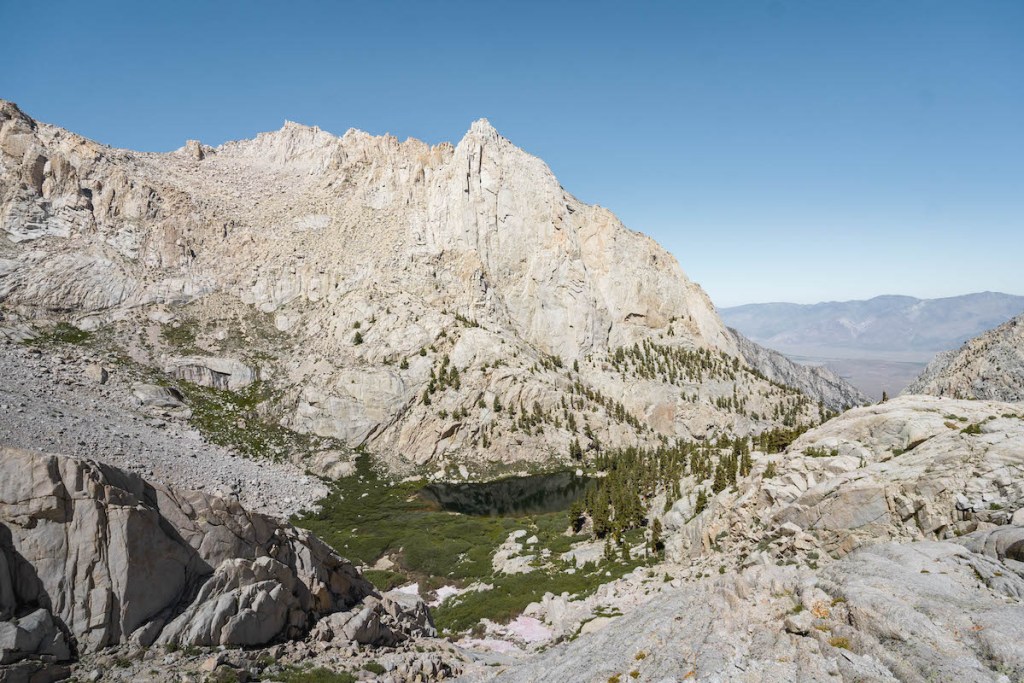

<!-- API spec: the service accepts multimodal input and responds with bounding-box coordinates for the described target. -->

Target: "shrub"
[363,661,386,675]
[829,636,851,650]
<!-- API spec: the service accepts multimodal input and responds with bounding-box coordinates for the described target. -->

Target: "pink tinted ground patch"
[505,616,552,643]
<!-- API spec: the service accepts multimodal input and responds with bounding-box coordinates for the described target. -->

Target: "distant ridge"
[719,292,1024,399]
[720,292,1024,357]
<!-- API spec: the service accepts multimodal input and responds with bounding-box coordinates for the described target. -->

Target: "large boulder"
[164,356,258,391]
[0,608,70,665]
[308,590,436,647]
[0,446,414,658]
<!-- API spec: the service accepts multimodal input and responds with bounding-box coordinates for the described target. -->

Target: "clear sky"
[2,1,1022,307]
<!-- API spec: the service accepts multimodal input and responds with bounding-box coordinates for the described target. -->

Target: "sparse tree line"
[569,421,817,554]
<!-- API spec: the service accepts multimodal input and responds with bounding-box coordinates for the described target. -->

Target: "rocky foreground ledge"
[0,446,451,682]
[455,396,1024,682]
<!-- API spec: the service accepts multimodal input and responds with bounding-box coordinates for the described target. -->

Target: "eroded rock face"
[905,313,1024,401]
[164,356,257,391]
[0,446,426,659]
[0,99,864,471]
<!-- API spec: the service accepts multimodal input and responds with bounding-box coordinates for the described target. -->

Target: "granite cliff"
[0,100,864,474]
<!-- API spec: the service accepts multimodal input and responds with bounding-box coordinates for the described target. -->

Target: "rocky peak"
[465,117,501,140]
[0,99,35,129]
[0,101,866,469]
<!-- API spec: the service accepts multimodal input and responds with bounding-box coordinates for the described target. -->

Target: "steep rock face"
[904,313,1024,401]
[0,446,429,658]
[0,100,862,470]
[730,328,869,411]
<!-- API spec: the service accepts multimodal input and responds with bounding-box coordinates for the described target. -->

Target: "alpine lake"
[293,458,656,635]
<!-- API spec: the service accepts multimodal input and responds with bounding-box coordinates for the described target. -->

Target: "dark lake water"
[418,471,595,516]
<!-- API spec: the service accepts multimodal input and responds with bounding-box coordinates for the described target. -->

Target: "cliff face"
[904,314,1024,402]
[0,101,861,470]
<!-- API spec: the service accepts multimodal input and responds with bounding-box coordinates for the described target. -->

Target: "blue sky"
[2,0,1022,306]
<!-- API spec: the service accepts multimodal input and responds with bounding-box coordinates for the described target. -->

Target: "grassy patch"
[160,318,200,351]
[829,636,851,650]
[176,381,336,461]
[362,661,386,675]
[296,457,521,579]
[294,455,654,635]
[30,322,94,346]
[361,569,410,592]
[267,666,356,683]
[434,557,644,633]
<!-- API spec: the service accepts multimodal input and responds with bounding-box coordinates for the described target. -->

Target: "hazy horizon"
[4,1,1021,307]
[718,289,1024,309]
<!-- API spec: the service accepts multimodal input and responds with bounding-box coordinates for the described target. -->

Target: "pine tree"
[712,462,728,493]
[695,488,708,514]
[650,517,663,555]
[569,438,583,461]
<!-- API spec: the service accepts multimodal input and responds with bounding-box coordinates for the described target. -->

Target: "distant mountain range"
[720,292,1024,399]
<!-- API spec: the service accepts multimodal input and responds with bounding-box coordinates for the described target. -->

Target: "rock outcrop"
[465,538,1024,682]
[462,395,1024,682]
[164,356,258,391]
[0,99,865,472]
[664,395,1024,564]
[905,313,1024,401]
[0,446,430,666]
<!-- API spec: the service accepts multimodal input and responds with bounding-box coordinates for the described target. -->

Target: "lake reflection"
[418,471,595,516]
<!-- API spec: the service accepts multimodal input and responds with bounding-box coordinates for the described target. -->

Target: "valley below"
[785,353,929,403]
[721,293,1024,400]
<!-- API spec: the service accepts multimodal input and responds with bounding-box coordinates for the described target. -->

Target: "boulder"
[164,356,257,391]
[83,364,108,385]
[308,590,435,646]
[0,608,70,665]
[131,383,185,408]
[0,446,381,653]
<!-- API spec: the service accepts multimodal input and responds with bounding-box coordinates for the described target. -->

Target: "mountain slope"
[904,313,1024,401]
[0,100,861,472]
[730,328,870,410]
